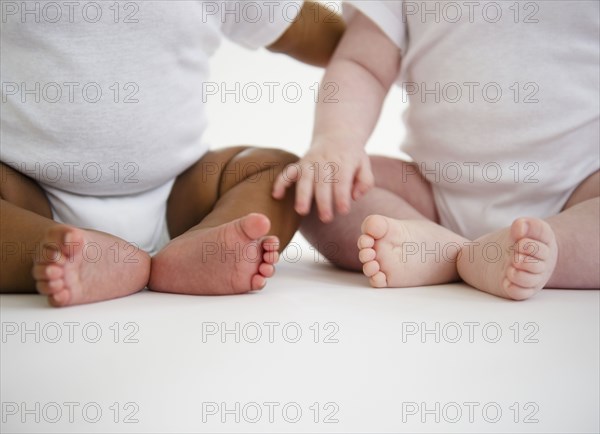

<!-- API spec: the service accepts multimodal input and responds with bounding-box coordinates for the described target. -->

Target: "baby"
[0,0,344,306]
[273,0,600,299]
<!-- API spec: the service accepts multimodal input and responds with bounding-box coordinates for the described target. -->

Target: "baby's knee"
[241,147,298,167]
[229,147,299,178]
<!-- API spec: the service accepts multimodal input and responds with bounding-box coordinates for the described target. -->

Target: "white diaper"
[430,163,598,241]
[431,183,571,241]
[43,180,174,256]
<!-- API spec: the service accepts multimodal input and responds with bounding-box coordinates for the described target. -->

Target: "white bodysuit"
[345,0,599,239]
[1,0,300,254]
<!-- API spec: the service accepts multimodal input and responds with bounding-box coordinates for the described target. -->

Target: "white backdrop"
[205,26,407,158]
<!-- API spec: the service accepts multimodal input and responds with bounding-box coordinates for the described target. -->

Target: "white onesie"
[1,0,300,254]
[345,0,600,239]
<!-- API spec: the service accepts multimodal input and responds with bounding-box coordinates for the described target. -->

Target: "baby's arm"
[272,11,401,222]
[267,1,345,67]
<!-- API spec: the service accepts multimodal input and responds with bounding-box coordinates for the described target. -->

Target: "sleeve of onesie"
[216,0,303,49]
[343,0,407,53]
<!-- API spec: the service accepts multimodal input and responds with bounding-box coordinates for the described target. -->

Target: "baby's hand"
[272,139,374,222]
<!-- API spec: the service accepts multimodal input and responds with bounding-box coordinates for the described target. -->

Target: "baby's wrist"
[311,134,364,152]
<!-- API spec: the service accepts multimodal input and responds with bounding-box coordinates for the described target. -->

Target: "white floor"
[1,236,599,433]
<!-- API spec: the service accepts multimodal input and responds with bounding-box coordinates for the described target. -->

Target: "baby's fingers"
[352,158,375,200]
[332,163,353,215]
[315,177,334,222]
[272,163,300,199]
[295,165,316,215]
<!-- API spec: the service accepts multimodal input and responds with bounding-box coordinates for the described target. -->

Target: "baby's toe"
[362,260,380,277]
[369,272,388,288]
[361,215,389,240]
[263,250,279,264]
[503,279,539,301]
[358,248,376,263]
[512,253,545,274]
[49,289,71,307]
[507,266,539,288]
[36,279,64,295]
[523,218,554,243]
[516,238,550,261]
[259,263,275,278]
[32,264,63,280]
[251,274,266,291]
[262,237,280,251]
[357,234,375,249]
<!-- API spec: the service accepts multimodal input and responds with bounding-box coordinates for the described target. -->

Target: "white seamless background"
[205,7,407,159]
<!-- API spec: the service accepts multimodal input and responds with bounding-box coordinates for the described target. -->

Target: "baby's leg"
[457,171,599,300]
[546,171,599,288]
[0,163,150,306]
[149,147,301,295]
[302,156,467,286]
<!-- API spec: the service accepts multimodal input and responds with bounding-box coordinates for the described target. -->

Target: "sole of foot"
[149,213,280,295]
[358,215,466,288]
[457,217,558,300]
[32,225,151,307]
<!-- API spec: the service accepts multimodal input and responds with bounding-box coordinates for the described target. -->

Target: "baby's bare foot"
[358,215,466,288]
[457,217,558,300]
[32,225,151,307]
[149,213,279,295]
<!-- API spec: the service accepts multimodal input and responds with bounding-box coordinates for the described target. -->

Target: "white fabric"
[1,0,299,251]
[345,0,600,239]
[45,181,173,256]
